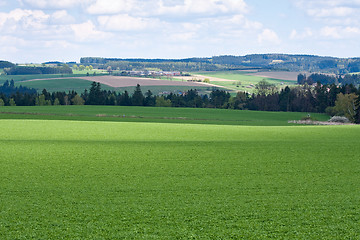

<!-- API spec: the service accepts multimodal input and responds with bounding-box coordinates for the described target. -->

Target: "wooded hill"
[81,54,360,74]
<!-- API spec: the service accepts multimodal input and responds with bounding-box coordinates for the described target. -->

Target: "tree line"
[4,65,73,75]
[1,80,360,123]
[298,73,360,85]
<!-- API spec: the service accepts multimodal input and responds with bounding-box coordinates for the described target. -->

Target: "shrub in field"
[328,116,350,123]
[301,114,318,121]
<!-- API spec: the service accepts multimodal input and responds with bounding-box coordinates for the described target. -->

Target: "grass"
[0,106,330,126]
[196,71,297,92]
[0,74,86,84]
[0,119,359,239]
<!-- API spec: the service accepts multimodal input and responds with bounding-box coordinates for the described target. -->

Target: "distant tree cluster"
[4,65,72,75]
[0,80,36,96]
[0,60,15,68]
[81,55,360,74]
[297,73,360,85]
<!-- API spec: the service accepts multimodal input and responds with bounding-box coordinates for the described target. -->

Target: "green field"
[0,106,329,126]
[0,116,359,239]
[0,73,102,84]
[196,71,296,92]
[14,78,116,92]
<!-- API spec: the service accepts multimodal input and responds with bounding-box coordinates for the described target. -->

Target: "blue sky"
[0,0,360,63]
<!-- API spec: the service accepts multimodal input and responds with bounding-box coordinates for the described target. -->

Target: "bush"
[325,106,336,116]
[328,116,350,123]
[301,114,318,121]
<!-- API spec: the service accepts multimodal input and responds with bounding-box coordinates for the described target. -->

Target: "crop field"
[0,117,359,239]
[197,71,297,92]
[246,71,302,81]
[0,105,330,126]
[60,76,207,88]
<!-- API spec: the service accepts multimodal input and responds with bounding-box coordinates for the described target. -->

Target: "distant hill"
[0,60,15,68]
[81,54,360,74]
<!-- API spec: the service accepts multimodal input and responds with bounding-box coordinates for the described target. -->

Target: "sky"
[0,0,360,63]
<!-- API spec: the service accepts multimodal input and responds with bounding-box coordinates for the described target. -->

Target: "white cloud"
[87,0,139,15]
[320,26,360,39]
[295,0,360,21]
[20,0,89,9]
[258,29,281,45]
[43,40,74,48]
[181,22,202,32]
[71,20,111,41]
[290,28,313,40]
[295,0,360,9]
[157,0,248,16]
[87,0,248,16]
[307,7,355,18]
[293,0,360,42]
[51,10,75,24]
[0,8,49,32]
[169,32,196,42]
[320,26,341,39]
[0,35,27,47]
[97,14,161,31]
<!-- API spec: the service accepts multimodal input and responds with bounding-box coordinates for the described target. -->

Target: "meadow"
[14,78,117,92]
[0,72,105,84]
[0,105,330,126]
[0,117,359,239]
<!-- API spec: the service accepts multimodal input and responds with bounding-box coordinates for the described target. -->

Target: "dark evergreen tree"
[210,90,230,108]
[355,95,360,124]
[279,86,291,111]
[131,84,144,106]
[88,82,104,105]
[118,91,131,106]
[144,90,155,106]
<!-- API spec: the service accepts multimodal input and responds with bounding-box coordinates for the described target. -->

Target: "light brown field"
[178,75,236,82]
[246,71,304,81]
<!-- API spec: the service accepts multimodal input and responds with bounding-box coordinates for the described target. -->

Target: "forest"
[298,73,360,85]
[3,65,73,75]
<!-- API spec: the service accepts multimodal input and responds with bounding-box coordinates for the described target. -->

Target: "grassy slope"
[0,72,109,92]
[0,73,95,84]
[0,120,359,239]
[15,78,116,92]
[0,105,329,126]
